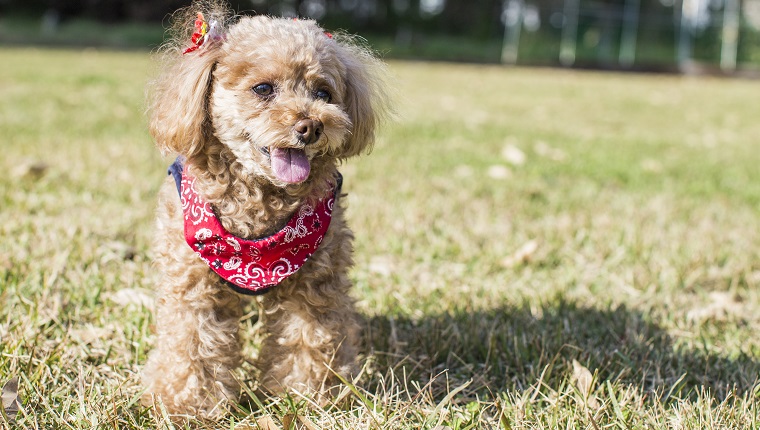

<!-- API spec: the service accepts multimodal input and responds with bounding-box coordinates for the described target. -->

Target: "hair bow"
[184,12,219,54]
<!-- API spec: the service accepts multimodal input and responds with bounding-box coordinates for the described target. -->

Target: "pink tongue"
[270,147,311,183]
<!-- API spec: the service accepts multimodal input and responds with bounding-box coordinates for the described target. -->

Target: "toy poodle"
[141,1,388,418]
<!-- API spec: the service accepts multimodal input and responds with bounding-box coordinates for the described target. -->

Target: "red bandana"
[178,164,339,295]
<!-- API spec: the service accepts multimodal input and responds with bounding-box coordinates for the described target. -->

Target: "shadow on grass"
[362,298,759,402]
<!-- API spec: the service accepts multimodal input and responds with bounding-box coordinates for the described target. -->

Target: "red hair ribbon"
[183,12,209,54]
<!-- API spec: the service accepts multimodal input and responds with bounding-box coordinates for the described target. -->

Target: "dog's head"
[149,5,388,186]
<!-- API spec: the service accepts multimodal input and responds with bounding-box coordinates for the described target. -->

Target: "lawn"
[1,47,759,429]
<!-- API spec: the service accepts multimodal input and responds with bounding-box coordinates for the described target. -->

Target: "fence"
[500,0,760,72]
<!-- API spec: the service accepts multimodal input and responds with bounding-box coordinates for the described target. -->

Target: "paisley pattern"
[178,165,339,294]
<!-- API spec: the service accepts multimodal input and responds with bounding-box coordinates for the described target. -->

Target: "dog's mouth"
[261,146,311,184]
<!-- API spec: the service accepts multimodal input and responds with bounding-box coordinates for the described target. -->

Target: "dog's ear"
[148,3,230,158]
[148,51,219,158]
[333,40,391,160]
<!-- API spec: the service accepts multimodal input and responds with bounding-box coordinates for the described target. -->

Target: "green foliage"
[1,48,760,428]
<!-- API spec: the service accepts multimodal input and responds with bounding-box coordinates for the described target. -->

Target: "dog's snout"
[294,118,323,145]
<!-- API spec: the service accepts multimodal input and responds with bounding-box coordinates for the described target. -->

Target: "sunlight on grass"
[1,48,759,428]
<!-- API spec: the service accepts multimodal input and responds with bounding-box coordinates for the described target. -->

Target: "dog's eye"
[315,89,331,103]
[252,83,274,97]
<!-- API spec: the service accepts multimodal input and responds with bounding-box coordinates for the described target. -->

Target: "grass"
[1,47,760,428]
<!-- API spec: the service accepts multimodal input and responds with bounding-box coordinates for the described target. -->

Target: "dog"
[141,1,389,418]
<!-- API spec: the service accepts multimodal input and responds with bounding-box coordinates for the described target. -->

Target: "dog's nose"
[294,118,323,145]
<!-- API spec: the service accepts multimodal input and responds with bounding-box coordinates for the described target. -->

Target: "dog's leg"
[257,276,360,399]
[142,273,243,418]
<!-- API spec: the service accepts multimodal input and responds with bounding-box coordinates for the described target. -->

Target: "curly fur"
[141,0,389,418]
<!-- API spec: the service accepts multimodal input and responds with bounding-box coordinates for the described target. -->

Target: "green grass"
[1,47,760,428]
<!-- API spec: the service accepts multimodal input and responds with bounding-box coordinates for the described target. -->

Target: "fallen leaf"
[0,253,11,272]
[487,165,512,179]
[501,144,526,166]
[1,377,22,419]
[282,414,294,428]
[501,240,539,267]
[256,414,281,430]
[686,291,743,322]
[571,360,600,409]
[12,160,49,180]
[747,270,760,284]
[297,415,319,430]
[368,256,394,277]
[571,360,593,396]
[71,324,113,345]
[108,288,155,309]
[100,241,138,263]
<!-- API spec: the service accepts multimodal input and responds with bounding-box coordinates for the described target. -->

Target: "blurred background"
[1,0,759,74]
